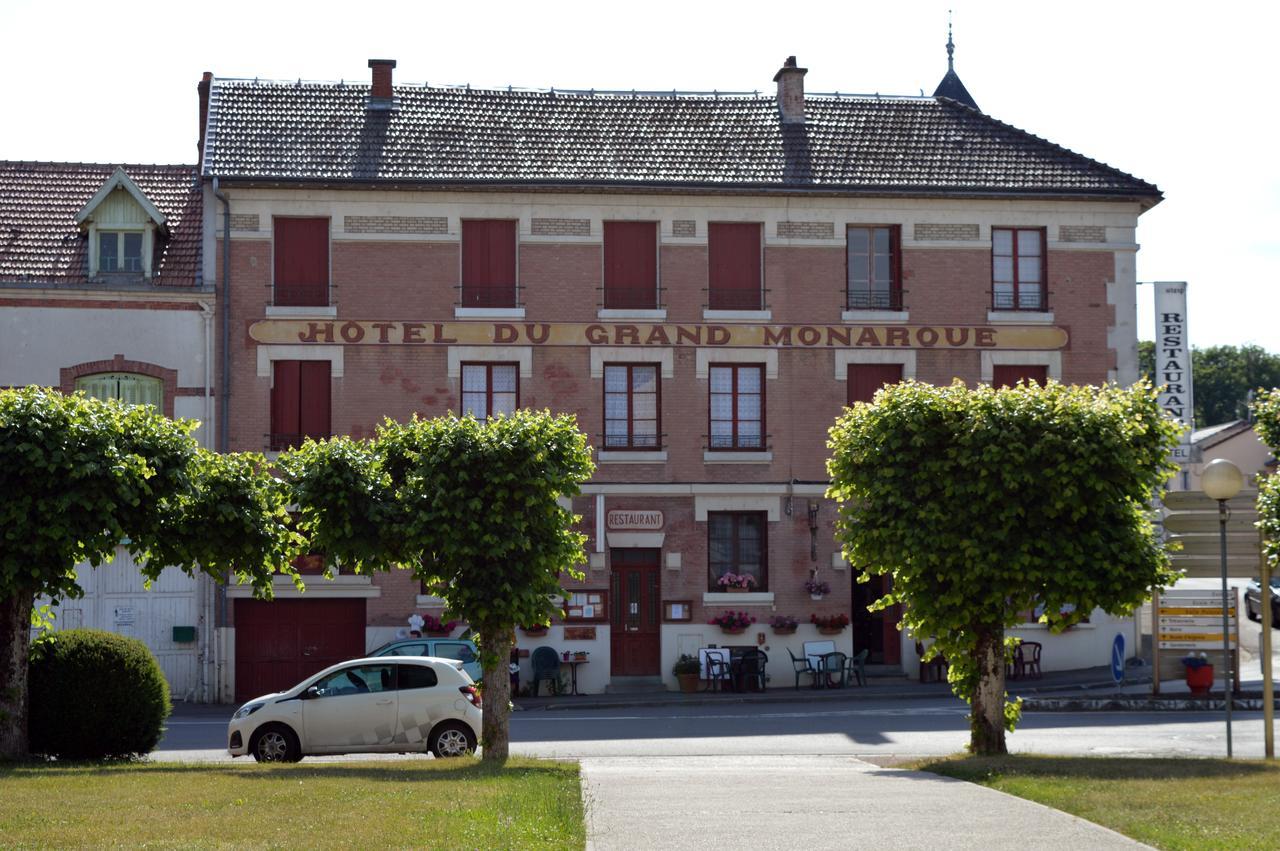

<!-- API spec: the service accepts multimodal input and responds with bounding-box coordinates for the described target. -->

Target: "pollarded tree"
[1254,389,1280,575]
[827,379,1182,754]
[0,387,302,760]
[281,410,593,762]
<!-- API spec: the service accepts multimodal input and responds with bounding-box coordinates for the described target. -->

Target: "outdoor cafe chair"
[787,647,818,689]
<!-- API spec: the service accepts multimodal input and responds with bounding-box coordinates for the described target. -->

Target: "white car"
[228,656,482,762]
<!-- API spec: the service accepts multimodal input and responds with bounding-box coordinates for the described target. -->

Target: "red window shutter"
[708,223,761,309]
[603,222,657,308]
[462,220,517,307]
[299,361,331,439]
[992,365,1048,388]
[273,218,329,306]
[271,360,301,447]
[847,363,903,405]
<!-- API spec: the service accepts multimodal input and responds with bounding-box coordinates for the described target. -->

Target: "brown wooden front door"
[610,549,661,676]
[851,575,902,665]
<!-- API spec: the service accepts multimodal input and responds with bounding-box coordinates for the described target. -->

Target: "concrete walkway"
[580,754,1149,850]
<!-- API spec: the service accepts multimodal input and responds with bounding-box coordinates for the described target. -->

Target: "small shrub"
[29,628,170,759]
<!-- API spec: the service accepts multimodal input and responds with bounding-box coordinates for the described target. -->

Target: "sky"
[2,0,1275,350]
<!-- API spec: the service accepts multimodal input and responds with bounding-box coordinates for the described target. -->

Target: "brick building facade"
[200,55,1161,698]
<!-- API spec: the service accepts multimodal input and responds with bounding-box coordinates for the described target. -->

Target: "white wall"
[514,626,612,695]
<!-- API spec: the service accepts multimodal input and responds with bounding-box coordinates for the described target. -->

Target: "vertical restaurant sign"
[1153,282,1194,462]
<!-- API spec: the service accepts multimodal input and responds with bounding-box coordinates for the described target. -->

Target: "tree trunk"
[478,627,513,763]
[969,626,1008,755]
[0,592,34,761]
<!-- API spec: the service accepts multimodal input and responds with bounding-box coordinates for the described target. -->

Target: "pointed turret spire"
[933,14,979,111]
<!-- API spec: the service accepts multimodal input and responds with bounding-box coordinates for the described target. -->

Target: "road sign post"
[1111,633,1125,686]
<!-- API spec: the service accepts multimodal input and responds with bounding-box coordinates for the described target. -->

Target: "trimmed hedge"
[29,628,170,759]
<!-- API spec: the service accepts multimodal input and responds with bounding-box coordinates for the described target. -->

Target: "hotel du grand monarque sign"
[249,319,1068,350]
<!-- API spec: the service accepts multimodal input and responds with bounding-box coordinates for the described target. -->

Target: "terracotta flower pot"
[521,627,548,637]
[677,672,700,693]
[720,626,747,635]
[818,626,844,636]
[1185,664,1214,695]
[772,626,797,635]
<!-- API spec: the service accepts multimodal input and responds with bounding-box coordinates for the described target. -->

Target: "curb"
[513,674,1148,712]
[1025,694,1279,712]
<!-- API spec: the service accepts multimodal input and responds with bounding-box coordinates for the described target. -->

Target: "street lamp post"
[1202,458,1244,758]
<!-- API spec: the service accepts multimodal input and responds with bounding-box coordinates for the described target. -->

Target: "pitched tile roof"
[203,80,1159,201]
[0,162,202,287]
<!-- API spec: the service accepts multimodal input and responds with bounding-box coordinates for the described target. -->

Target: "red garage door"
[234,599,366,702]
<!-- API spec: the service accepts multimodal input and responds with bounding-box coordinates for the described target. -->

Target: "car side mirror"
[302,686,321,700]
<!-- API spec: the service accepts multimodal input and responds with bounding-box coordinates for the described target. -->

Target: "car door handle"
[375,698,394,705]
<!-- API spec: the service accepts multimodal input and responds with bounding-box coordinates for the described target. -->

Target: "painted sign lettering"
[250,320,1069,350]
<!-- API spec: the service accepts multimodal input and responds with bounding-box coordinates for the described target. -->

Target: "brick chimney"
[773,56,807,125]
[197,71,212,168]
[368,58,397,109]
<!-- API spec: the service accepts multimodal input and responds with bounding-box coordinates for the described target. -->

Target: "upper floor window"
[461,363,518,418]
[846,363,904,406]
[270,360,331,451]
[75,373,162,409]
[603,221,658,310]
[98,231,144,273]
[708,223,762,310]
[992,227,1045,311]
[708,511,767,591]
[461,220,518,308]
[709,364,764,450]
[846,226,901,311]
[604,364,660,450]
[274,217,329,307]
[992,365,1048,388]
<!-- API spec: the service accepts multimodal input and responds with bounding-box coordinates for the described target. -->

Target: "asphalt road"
[156,696,1270,763]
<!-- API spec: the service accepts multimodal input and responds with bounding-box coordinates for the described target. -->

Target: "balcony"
[602,286,660,311]
[273,284,329,308]
[845,289,904,312]
[991,288,1048,312]
[707,288,765,311]
[459,284,519,309]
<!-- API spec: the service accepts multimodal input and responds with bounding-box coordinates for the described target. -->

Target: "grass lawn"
[911,754,1280,851]
[0,757,584,849]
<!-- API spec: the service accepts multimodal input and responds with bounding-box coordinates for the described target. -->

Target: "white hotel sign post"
[1154,282,1195,466]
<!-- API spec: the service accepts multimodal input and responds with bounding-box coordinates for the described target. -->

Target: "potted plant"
[716,572,758,592]
[572,650,589,662]
[422,614,456,637]
[805,578,831,601]
[520,624,549,637]
[769,614,799,635]
[811,613,850,635]
[673,654,701,693]
[1182,652,1214,695]
[709,610,756,635]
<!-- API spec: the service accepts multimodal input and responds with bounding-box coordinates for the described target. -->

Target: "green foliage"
[1254,389,1280,574]
[28,629,170,759]
[0,387,298,603]
[827,380,1182,742]
[1139,341,1280,426]
[282,409,594,656]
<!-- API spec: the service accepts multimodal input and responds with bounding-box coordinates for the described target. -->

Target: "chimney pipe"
[773,55,807,125]
[197,72,212,169]
[368,58,397,107]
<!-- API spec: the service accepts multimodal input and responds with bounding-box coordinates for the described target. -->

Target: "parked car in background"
[227,656,481,762]
[370,636,482,682]
[1244,576,1280,626]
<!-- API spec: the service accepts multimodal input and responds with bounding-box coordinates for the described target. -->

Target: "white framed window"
[97,231,144,273]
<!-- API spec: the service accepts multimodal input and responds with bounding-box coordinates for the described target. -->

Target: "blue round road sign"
[1111,633,1126,685]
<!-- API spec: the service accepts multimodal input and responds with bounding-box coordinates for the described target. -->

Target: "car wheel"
[429,721,476,758]
[250,724,302,763]
[1246,598,1259,621]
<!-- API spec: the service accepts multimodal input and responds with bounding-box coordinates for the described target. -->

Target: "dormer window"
[99,231,144,273]
[75,167,168,282]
